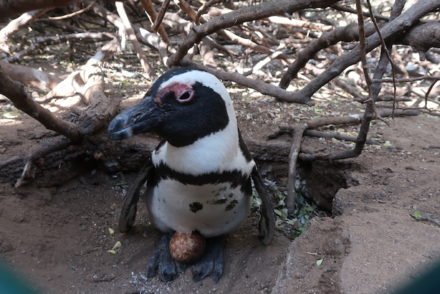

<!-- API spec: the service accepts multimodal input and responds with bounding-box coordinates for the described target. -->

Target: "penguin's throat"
[152,125,251,176]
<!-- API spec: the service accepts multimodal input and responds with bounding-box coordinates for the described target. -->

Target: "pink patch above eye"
[156,83,194,105]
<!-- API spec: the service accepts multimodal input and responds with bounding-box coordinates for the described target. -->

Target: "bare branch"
[115,1,151,76]
[153,0,171,32]
[181,60,311,104]
[0,67,82,142]
[0,10,48,53]
[167,0,340,66]
[47,0,96,20]
[286,124,306,214]
[0,0,72,20]
[140,0,170,43]
[290,0,440,102]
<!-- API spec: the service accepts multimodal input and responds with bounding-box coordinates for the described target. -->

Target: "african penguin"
[108,67,270,282]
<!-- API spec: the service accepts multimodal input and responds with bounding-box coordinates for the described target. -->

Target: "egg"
[169,231,206,263]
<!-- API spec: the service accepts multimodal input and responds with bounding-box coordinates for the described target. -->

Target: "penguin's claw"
[192,236,225,282]
[147,234,180,282]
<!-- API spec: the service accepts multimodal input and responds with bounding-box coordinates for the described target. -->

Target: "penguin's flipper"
[192,236,225,282]
[252,167,275,245]
[118,158,153,233]
[237,129,275,245]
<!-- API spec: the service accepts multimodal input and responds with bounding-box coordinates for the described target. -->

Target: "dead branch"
[115,1,151,76]
[0,67,82,142]
[401,21,440,52]
[181,60,311,104]
[267,16,332,31]
[74,39,121,134]
[373,76,440,83]
[286,124,306,214]
[289,0,440,102]
[46,0,96,21]
[0,0,72,20]
[279,22,377,89]
[140,0,170,43]
[167,0,341,67]
[92,4,126,47]
[33,32,114,44]
[153,0,171,32]
[15,138,71,187]
[331,3,389,21]
[196,0,222,23]
[0,10,48,53]
[304,130,375,144]
[0,61,61,91]
[7,39,120,187]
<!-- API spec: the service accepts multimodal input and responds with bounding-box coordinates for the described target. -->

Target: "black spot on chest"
[208,198,228,205]
[189,202,203,213]
[225,200,238,211]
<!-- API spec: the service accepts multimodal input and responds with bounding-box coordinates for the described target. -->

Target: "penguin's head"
[108,68,235,147]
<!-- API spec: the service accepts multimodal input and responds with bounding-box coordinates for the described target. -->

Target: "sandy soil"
[0,107,439,294]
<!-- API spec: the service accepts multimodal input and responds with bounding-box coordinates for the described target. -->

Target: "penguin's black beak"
[108,96,163,140]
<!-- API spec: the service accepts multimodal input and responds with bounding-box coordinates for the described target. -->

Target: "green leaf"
[411,210,423,220]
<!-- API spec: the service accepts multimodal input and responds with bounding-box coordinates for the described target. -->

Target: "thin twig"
[366,0,398,117]
[286,124,306,215]
[425,80,439,109]
[153,0,171,32]
[46,0,96,20]
[115,1,151,76]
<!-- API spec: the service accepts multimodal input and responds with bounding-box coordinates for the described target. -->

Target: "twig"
[140,0,169,43]
[0,9,48,54]
[279,22,376,89]
[331,4,389,21]
[167,0,340,67]
[115,1,151,76]
[0,0,72,20]
[196,0,222,24]
[425,80,439,109]
[289,0,440,102]
[180,60,311,104]
[153,0,171,32]
[46,0,96,20]
[304,130,375,144]
[373,76,440,83]
[0,61,61,91]
[366,0,400,117]
[0,67,82,142]
[33,32,114,44]
[15,139,72,187]
[286,124,306,215]
[267,16,332,31]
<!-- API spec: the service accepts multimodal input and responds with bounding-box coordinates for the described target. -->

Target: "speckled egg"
[169,231,206,263]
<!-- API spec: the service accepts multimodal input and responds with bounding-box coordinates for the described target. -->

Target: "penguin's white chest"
[147,179,250,237]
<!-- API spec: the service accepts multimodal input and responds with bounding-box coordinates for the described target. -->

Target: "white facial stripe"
[159,70,231,104]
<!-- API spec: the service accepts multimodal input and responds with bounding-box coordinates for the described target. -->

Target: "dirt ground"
[0,104,439,294]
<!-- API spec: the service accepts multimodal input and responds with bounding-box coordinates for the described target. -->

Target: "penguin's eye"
[176,89,194,104]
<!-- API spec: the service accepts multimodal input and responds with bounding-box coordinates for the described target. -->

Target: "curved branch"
[181,60,311,104]
[279,22,376,89]
[167,0,340,66]
[0,67,82,142]
[289,0,440,102]
[0,0,72,20]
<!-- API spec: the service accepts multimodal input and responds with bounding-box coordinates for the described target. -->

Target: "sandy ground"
[0,110,439,293]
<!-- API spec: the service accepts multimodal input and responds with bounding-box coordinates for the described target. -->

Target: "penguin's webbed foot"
[147,233,186,282]
[192,236,225,282]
